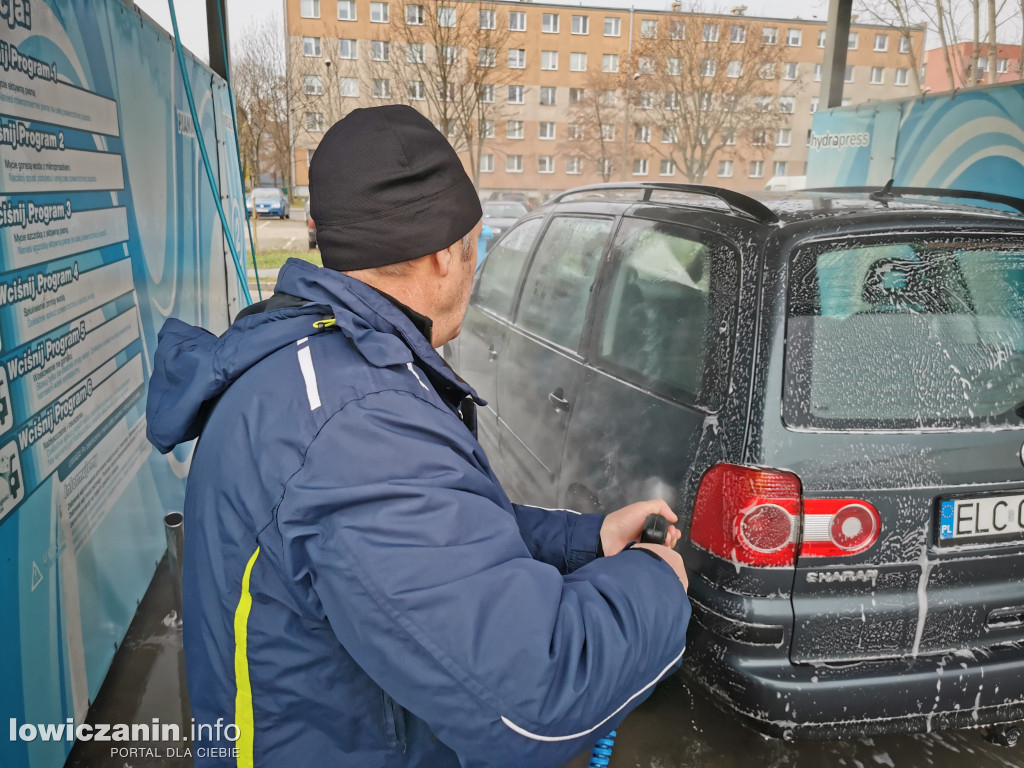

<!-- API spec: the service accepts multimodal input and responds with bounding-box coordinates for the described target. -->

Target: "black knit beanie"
[309,105,483,272]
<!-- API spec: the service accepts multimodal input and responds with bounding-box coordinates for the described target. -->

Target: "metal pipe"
[164,511,184,623]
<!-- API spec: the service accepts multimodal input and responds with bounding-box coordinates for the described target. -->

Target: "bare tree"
[233,19,290,186]
[563,69,627,182]
[856,0,924,90]
[627,12,789,183]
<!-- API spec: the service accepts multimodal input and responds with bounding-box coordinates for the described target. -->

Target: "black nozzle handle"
[639,513,668,546]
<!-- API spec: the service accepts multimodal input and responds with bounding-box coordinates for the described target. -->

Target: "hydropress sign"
[9,718,241,759]
[808,131,871,151]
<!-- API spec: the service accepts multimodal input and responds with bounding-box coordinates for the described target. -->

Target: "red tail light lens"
[801,499,880,557]
[690,464,802,567]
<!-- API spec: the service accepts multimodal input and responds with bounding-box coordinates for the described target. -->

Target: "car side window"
[596,218,733,407]
[515,216,613,352]
[475,218,544,318]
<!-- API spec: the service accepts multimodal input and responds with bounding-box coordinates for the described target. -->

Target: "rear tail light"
[690,464,881,567]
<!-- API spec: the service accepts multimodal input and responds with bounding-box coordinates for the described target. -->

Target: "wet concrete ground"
[71,559,1024,768]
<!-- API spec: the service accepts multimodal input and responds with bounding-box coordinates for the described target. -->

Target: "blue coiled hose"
[587,730,616,768]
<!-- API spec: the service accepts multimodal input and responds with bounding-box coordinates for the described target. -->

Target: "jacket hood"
[145,259,478,454]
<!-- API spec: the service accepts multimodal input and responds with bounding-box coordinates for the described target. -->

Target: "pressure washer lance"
[586,513,669,768]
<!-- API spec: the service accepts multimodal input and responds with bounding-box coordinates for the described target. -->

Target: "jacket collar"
[275,258,481,404]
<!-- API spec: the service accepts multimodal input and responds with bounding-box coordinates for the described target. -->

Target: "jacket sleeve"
[276,389,691,768]
[510,503,604,574]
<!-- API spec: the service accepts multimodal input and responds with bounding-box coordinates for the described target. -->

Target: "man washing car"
[146,105,690,767]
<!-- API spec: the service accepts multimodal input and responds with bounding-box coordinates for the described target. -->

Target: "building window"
[899,35,911,53]
[405,4,423,24]
[752,129,766,145]
[301,0,320,18]
[659,159,675,176]
[507,120,524,139]
[479,8,495,29]
[786,28,802,46]
[481,119,495,138]
[779,96,795,113]
[777,128,791,146]
[632,158,649,176]
[783,62,798,80]
[371,40,390,61]
[604,17,621,36]
[542,13,560,33]
[438,82,454,101]
[370,2,389,22]
[306,148,315,168]
[541,51,558,70]
[641,19,658,38]
[817,29,827,47]
[538,156,554,173]
[406,42,424,62]
[572,15,589,34]
[664,92,680,110]
[507,155,523,173]
[998,58,1010,73]
[701,59,716,77]
[339,39,357,59]
[539,121,556,139]
[729,24,745,43]
[763,26,778,45]
[662,125,677,143]
[870,66,884,84]
[438,5,455,26]
[669,20,685,40]
[727,60,742,78]
[508,49,525,68]
[567,157,582,174]
[372,79,391,98]
[599,158,613,176]
[774,160,787,176]
[848,32,859,49]
[636,90,654,109]
[810,96,819,112]
[478,47,496,67]
[634,124,651,143]
[302,37,321,57]
[600,89,617,107]
[337,0,355,20]
[703,22,719,42]
[814,63,822,81]
[596,125,614,143]
[306,112,324,131]
[480,154,494,173]
[667,57,681,75]
[304,75,323,95]
[570,52,587,71]
[718,160,733,177]
[874,33,888,52]
[603,53,619,73]
[340,77,359,97]
[568,124,584,140]
[539,86,556,106]
[638,56,655,74]
[895,67,909,86]
[749,160,764,178]
[569,87,585,105]
[441,45,458,64]
[509,11,526,31]
[756,96,772,112]
[759,62,776,79]
[844,65,854,83]
[479,84,495,103]
[408,81,425,100]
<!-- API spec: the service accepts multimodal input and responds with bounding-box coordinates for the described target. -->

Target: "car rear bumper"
[685,600,1024,739]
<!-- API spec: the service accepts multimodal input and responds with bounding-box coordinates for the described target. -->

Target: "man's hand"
[600,499,682,556]
[632,543,689,590]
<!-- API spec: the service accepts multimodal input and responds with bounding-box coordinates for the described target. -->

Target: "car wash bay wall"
[0,2,245,766]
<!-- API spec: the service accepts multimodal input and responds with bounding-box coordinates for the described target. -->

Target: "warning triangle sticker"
[31,561,43,592]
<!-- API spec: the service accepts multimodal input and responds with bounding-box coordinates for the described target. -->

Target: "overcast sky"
[135,0,836,64]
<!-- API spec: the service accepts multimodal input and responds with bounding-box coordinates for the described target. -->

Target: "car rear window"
[786,237,1024,430]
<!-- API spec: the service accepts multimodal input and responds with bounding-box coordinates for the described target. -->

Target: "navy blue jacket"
[146,259,691,767]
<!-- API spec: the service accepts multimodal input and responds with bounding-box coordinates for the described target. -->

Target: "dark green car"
[447,183,1024,740]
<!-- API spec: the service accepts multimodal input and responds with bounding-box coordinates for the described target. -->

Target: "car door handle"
[488,344,498,362]
[548,388,570,412]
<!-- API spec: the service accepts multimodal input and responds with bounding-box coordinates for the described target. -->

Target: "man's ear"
[431,247,453,278]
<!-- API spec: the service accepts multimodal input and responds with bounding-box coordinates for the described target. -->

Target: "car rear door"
[768,231,1024,664]
[495,214,615,504]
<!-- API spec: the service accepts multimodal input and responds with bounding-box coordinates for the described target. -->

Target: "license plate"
[938,494,1024,545]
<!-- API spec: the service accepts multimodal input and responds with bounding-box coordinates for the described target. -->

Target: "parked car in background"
[481,201,529,241]
[247,187,290,219]
[447,182,1024,741]
[305,200,316,249]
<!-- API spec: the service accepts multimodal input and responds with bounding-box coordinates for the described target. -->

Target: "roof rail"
[808,181,1024,215]
[547,182,780,225]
